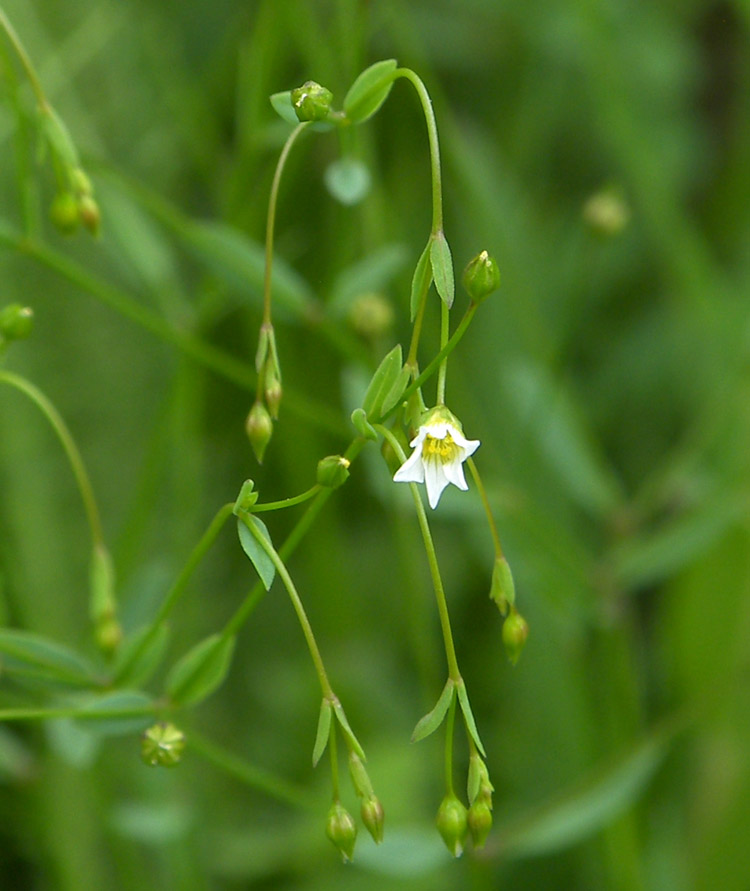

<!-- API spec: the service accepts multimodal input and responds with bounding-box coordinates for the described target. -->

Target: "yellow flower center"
[422,432,459,463]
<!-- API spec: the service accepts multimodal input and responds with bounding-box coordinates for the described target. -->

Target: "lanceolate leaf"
[430,231,454,308]
[410,240,433,321]
[237,515,276,591]
[74,690,154,737]
[312,699,333,767]
[361,344,402,419]
[411,678,455,743]
[332,701,365,760]
[456,679,486,756]
[343,59,398,124]
[380,364,411,416]
[0,629,98,688]
[165,633,236,707]
[113,623,170,688]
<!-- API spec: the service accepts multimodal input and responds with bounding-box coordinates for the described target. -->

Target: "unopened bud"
[462,250,500,303]
[291,80,334,122]
[78,195,101,236]
[325,801,357,862]
[264,372,283,420]
[467,799,493,849]
[436,794,468,858]
[95,616,123,654]
[0,304,34,342]
[583,188,630,236]
[50,192,80,234]
[467,751,494,805]
[245,401,273,463]
[349,292,394,339]
[490,555,515,615]
[234,479,259,512]
[361,796,385,844]
[141,722,186,767]
[316,455,350,489]
[502,608,529,665]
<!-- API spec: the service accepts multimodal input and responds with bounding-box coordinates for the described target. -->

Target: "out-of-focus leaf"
[269,91,297,124]
[113,623,170,689]
[328,243,408,316]
[362,344,402,419]
[324,159,371,206]
[0,630,98,688]
[165,634,236,707]
[73,690,154,737]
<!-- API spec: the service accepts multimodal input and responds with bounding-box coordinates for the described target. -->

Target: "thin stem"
[436,300,449,404]
[251,485,321,512]
[467,458,503,558]
[241,512,335,699]
[0,369,103,546]
[329,720,340,800]
[0,6,49,111]
[444,689,457,795]
[0,703,157,722]
[375,424,461,681]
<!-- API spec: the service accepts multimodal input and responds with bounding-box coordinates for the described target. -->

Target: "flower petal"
[393,447,425,484]
[424,457,449,509]
[443,457,469,490]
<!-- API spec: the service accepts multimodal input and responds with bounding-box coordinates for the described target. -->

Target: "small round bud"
[436,794,468,858]
[95,616,123,654]
[316,455,350,489]
[583,188,630,236]
[325,801,357,862]
[502,609,529,665]
[78,195,101,236]
[490,555,515,615]
[467,799,493,849]
[245,401,273,463]
[0,304,34,341]
[141,722,186,767]
[361,796,385,844]
[291,80,334,122]
[348,292,394,340]
[462,250,500,303]
[50,193,80,234]
[264,373,283,420]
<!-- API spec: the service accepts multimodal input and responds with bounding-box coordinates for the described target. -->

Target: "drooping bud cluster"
[348,751,385,845]
[466,752,494,848]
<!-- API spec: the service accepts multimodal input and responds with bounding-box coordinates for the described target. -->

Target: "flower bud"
[325,801,357,862]
[95,616,123,654]
[0,304,34,342]
[50,192,80,234]
[234,479,259,512]
[78,195,101,237]
[436,794,468,858]
[467,799,493,849]
[361,796,385,844]
[502,608,529,665]
[467,751,494,805]
[462,250,500,303]
[264,371,283,420]
[245,401,273,463]
[583,188,630,236]
[141,722,186,767]
[490,555,515,615]
[316,455,350,489]
[291,80,334,122]
[349,292,394,340]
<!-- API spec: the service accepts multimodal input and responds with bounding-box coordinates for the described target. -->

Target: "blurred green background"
[1,0,749,888]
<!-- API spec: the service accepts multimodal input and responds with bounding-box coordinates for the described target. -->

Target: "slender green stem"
[444,689,457,794]
[0,369,103,546]
[241,511,335,699]
[467,458,503,558]
[252,485,321,512]
[375,424,461,681]
[436,300,449,404]
[329,720,340,800]
[0,703,157,722]
[0,6,49,111]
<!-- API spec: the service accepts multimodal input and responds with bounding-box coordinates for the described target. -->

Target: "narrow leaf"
[113,623,170,688]
[269,91,298,124]
[165,633,236,707]
[74,690,154,738]
[411,679,455,743]
[0,629,97,688]
[237,515,276,591]
[430,231,454,308]
[361,344,402,418]
[332,701,365,760]
[380,364,411,416]
[410,240,433,321]
[456,680,486,756]
[312,699,333,767]
[344,59,398,124]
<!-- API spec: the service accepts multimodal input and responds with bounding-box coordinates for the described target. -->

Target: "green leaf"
[324,159,371,206]
[237,515,276,591]
[73,690,154,737]
[344,59,398,124]
[350,407,378,441]
[380,364,411,416]
[332,700,365,760]
[362,344,403,419]
[0,629,97,688]
[40,108,79,167]
[411,679,455,743]
[165,633,236,707]
[113,623,170,688]
[410,240,433,322]
[456,680,486,756]
[429,231,454,308]
[312,699,333,767]
[269,91,298,124]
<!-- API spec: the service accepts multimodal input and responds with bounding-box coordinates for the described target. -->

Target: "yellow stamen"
[422,432,459,463]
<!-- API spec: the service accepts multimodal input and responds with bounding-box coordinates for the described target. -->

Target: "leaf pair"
[410,231,455,321]
[312,697,366,767]
[411,677,485,756]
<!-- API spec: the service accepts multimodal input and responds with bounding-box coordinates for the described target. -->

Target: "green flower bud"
[291,80,334,122]
[95,616,123,654]
[502,608,529,665]
[245,401,273,463]
[349,292,394,340]
[361,796,385,844]
[141,722,186,767]
[490,555,515,615]
[234,479,259,512]
[467,799,493,849]
[0,304,34,342]
[316,455,350,489]
[78,195,101,236]
[462,250,500,303]
[325,801,357,862]
[347,751,374,799]
[582,188,630,236]
[467,751,494,805]
[50,192,80,234]
[264,371,283,420]
[436,794,468,858]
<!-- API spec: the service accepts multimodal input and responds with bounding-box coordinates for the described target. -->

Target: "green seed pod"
[361,796,385,844]
[141,722,186,767]
[436,794,468,858]
[291,80,334,122]
[0,304,34,342]
[502,608,529,665]
[245,401,273,463]
[467,799,493,849]
[490,555,515,615]
[78,195,101,236]
[264,371,283,420]
[461,250,500,303]
[50,192,80,234]
[325,801,357,862]
[316,455,351,489]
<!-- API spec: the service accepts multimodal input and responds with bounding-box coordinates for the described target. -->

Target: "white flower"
[393,408,480,509]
